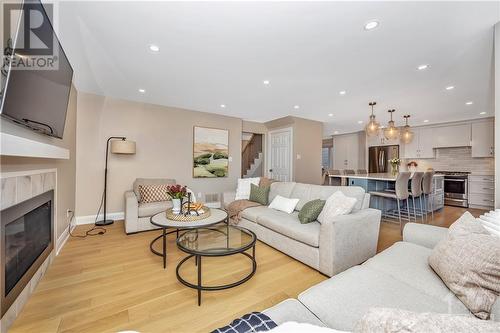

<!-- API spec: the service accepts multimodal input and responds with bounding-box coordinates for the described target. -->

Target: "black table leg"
[197,255,202,306]
[163,228,167,269]
[226,218,229,249]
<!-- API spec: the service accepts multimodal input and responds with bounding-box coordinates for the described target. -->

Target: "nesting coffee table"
[176,225,257,305]
[149,208,228,268]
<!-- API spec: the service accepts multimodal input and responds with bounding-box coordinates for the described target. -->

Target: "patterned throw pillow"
[298,199,326,224]
[138,184,171,203]
[249,183,270,205]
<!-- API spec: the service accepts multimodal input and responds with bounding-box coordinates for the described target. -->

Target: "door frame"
[267,127,294,181]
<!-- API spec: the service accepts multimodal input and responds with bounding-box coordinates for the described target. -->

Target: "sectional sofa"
[262,223,500,331]
[224,182,381,277]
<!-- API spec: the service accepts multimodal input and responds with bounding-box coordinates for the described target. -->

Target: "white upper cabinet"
[433,124,471,148]
[417,127,435,158]
[366,131,399,147]
[401,127,435,159]
[471,121,494,157]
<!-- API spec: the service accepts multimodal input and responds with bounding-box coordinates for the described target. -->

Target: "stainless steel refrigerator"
[368,145,400,173]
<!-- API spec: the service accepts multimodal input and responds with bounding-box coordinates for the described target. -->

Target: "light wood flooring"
[10,206,485,333]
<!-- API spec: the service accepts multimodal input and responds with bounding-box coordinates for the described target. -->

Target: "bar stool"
[370,172,411,234]
[422,171,435,222]
[409,172,424,223]
[327,169,341,186]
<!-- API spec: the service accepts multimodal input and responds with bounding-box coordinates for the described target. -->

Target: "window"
[322,147,331,169]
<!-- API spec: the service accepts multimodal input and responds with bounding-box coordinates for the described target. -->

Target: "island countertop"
[328,172,445,181]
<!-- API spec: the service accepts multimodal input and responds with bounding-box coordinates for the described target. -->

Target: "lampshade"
[365,102,380,136]
[383,109,399,140]
[400,115,414,144]
[111,140,136,154]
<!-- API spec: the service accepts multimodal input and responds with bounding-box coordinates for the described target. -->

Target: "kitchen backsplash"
[401,147,494,174]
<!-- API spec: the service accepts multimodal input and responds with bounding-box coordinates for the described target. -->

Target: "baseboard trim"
[56,223,75,255]
[75,212,125,225]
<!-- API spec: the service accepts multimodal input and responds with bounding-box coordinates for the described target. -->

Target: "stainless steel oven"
[437,171,469,207]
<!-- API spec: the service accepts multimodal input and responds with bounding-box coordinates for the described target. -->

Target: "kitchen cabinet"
[471,121,494,157]
[402,127,435,159]
[333,133,359,169]
[366,132,399,147]
[468,175,495,209]
[433,124,471,148]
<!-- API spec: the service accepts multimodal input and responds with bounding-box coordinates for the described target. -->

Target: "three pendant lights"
[364,102,413,144]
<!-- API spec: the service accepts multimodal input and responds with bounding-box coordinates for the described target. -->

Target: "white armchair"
[124,178,176,234]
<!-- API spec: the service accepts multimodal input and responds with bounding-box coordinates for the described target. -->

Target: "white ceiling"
[53,1,499,135]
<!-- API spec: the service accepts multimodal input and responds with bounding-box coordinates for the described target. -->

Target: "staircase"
[242,133,263,178]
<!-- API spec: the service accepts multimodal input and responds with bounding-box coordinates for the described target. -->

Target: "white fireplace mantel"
[0,132,69,159]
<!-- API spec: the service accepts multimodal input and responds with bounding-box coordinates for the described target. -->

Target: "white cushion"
[317,191,357,224]
[268,195,300,214]
[235,177,260,200]
[479,212,500,237]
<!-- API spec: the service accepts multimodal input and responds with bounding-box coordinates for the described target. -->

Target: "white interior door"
[268,128,293,181]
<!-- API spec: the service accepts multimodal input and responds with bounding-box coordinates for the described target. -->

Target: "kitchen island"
[329,172,444,212]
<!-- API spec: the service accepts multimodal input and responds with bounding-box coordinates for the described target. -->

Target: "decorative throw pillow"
[428,212,500,320]
[353,308,500,333]
[298,199,326,224]
[478,212,500,237]
[249,184,270,205]
[138,184,171,203]
[235,177,260,200]
[317,191,357,224]
[268,195,300,214]
[448,211,489,237]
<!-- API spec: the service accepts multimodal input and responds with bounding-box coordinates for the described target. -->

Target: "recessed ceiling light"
[364,20,379,30]
[334,131,339,134]
[220,104,226,108]
[149,44,160,52]
[465,101,473,105]
[423,119,429,123]
[294,105,300,109]
[339,90,346,95]
[263,80,270,85]
[480,112,486,115]
[357,120,363,124]
[417,64,429,71]
[445,86,455,90]
[138,88,146,93]
[328,113,333,117]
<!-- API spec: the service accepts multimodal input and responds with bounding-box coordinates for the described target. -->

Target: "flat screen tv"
[0,0,73,139]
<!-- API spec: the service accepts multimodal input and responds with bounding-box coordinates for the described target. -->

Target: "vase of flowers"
[388,158,401,175]
[167,184,187,214]
[407,161,418,173]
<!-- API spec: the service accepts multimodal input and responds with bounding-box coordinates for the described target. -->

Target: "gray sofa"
[262,223,500,331]
[124,178,176,234]
[224,182,381,277]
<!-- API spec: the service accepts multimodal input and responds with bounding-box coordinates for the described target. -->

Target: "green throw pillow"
[298,199,326,224]
[249,183,270,205]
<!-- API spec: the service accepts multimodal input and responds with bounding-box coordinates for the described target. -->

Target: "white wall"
[495,22,500,208]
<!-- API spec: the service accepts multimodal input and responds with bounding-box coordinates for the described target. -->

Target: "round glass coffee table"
[176,225,257,305]
[150,208,228,269]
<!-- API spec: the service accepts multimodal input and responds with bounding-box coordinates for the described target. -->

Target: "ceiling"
[52,1,499,135]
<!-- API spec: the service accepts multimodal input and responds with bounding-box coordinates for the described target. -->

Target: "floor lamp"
[96,137,136,226]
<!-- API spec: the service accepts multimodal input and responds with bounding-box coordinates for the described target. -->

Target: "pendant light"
[365,102,380,136]
[383,109,399,140]
[401,115,414,143]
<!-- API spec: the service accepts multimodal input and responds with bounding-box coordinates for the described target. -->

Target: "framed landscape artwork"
[193,126,229,178]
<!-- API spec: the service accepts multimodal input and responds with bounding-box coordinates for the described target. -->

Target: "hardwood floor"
[10,206,486,333]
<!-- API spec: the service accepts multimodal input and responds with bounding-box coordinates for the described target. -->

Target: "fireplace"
[1,190,54,316]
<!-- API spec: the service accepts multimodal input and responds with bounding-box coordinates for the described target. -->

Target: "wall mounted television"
[0,0,73,139]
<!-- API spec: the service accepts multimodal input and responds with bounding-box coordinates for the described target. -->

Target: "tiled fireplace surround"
[0,169,57,333]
